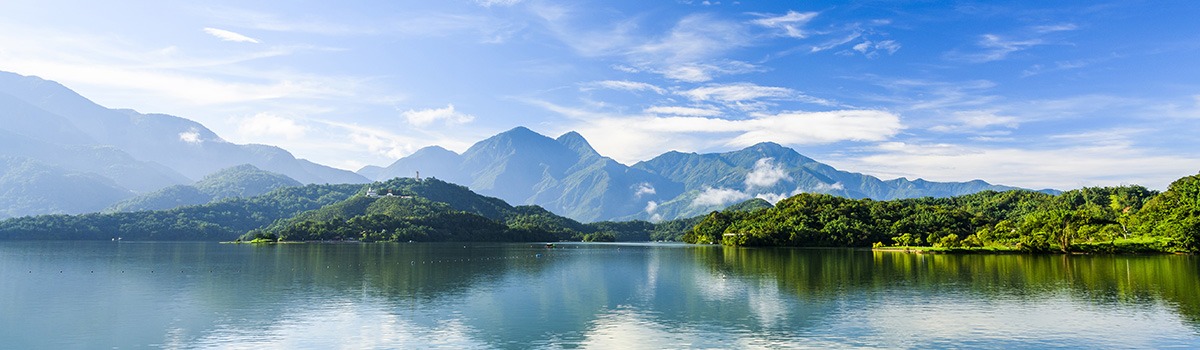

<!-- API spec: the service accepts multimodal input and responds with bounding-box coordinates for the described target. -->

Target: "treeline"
[0,184,362,240]
[241,178,700,243]
[688,173,1200,253]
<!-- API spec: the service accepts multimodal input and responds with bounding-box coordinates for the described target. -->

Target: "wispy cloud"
[402,104,475,127]
[528,99,902,163]
[929,110,1018,133]
[475,0,523,7]
[851,40,901,58]
[203,27,260,43]
[957,34,1043,62]
[679,82,836,107]
[833,127,1199,190]
[751,11,819,38]
[644,106,722,117]
[1033,23,1078,33]
[585,80,665,94]
[237,112,308,139]
[948,23,1078,63]
[679,83,794,102]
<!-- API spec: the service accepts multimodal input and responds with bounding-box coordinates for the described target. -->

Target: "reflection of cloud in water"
[579,308,846,349]
[747,279,787,328]
[190,297,489,349]
[693,268,743,301]
[840,293,1197,348]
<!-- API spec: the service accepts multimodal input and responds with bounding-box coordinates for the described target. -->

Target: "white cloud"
[680,83,794,102]
[632,14,751,65]
[852,40,901,58]
[475,0,522,7]
[238,112,308,139]
[840,135,1200,190]
[951,34,1043,63]
[644,106,722,117]
[202,27,261,44]
[178,129,202,144]
[654,61,760,83]
[402,104,475,127]
[811,32,862,52]
[644,200,658,214]
[587,80,665,94]
[530,100,903,164]
[744,158,791,189]
[755,189,803,204]
[813,181,845,191]
[1033,23,1078,33]
[751,11,819,38]
[634,183,657,198]
[692,187,751,207]
[929,110,1018,133]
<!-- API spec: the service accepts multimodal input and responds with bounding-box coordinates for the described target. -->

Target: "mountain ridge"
[0,70,368,218]
[361,129,1031,222]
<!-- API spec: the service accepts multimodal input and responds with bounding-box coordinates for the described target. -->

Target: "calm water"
[2,242,1199,349]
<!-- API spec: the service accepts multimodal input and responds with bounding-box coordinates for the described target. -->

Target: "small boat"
[545,243,555,248]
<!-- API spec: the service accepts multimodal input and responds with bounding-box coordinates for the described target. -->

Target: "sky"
[1,0,1198,190]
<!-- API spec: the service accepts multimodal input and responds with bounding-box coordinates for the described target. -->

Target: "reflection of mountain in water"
[6,242,1198,348]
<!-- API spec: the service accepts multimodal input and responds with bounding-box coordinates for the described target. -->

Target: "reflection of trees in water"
[709,247,1200,329]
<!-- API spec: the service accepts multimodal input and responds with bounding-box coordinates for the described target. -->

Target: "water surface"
[2,242,1198,348]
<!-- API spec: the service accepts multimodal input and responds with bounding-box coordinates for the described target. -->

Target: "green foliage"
[242,178,590,243]
[686,178,1198,253]
[1133,174,1200,251]
[0,183,362,241]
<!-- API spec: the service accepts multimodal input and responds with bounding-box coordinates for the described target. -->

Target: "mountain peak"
[411,145,459,157]
[745,141,791,155]
[556,131,599,157]
[498,126,541,139]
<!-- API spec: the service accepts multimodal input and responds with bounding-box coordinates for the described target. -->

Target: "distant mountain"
[360,127,683,222]
[0,156,133,219]
[106,164,302,212]
[626,142,1022,220]
[0,70,368,218]
[0,183,363,241]
[362,129,1029,222]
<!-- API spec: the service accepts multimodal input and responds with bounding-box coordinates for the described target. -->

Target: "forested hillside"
[0,184,362,241]
[688,173,1200,253]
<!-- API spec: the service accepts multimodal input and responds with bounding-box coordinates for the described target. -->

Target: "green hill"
[244,177,590,242]
[106,164,302,212]
[0,184,361,241]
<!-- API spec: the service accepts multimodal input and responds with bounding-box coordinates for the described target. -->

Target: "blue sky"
[1,0,1198,190]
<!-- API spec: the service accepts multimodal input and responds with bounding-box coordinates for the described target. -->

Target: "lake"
[2,241,1198,349]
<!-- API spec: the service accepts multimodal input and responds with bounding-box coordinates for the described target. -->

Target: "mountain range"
[0,70,1039,222]
[359,127,1034,222]
[0,71,367,218]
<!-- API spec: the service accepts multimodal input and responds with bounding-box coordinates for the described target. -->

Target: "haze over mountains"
[360,127,1029,222]
[0,71,366,218]
[1,70,1033,221]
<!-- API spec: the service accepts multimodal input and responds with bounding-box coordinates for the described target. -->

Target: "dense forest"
[2,173,1197,254]
[240,177,698,243]
[687,173,1200,253]
[0,184,362,240]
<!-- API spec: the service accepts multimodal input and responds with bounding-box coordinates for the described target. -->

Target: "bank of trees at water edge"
[686,173,1200,253]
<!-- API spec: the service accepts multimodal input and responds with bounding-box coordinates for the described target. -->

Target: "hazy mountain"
[0,71,366,185]
[0,156,133,219]
[625,142,1020,221]
[0,70,367,218]
[366,145,463,183]
[107,164,303,212]
[362,127,682,222]
[364,130,1027,222]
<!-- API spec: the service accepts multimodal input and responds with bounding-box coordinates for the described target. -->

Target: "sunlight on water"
[2,242,1198,348]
